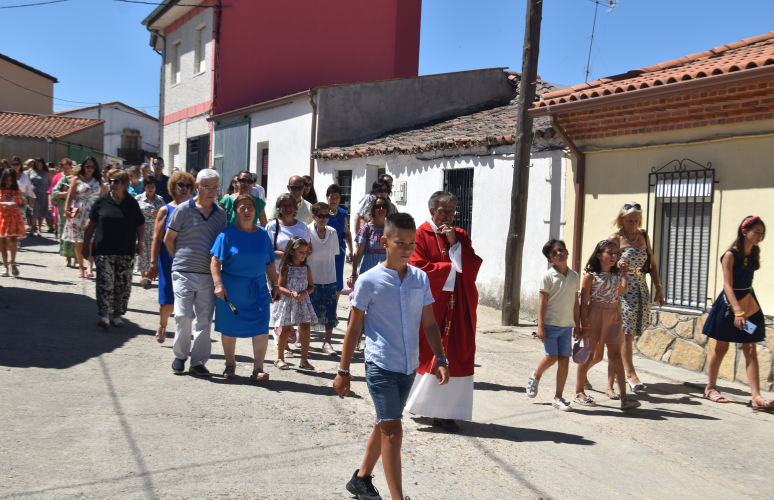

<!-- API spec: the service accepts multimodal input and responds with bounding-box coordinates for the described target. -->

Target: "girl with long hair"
[0,169,26,276]
[702,216,772,409]
[574,240,641,410]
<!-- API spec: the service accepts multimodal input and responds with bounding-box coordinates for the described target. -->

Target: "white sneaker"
[295,341,303,349]
[527,375,540,398]
[322,342,337,355]
[552,397,572,411]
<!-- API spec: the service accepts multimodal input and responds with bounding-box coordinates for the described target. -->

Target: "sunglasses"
[176,182,193,190]
[84,165,95,169]
[376,189,390,194]
[314,213,330,219]
[623,203,641,211]
[304,183,313,187]
[153,163,164,167]
[237,178,254,184]
[289,185,304,191]
[374,204,388,210]
[11,163,20,166]
[108,179,123,185]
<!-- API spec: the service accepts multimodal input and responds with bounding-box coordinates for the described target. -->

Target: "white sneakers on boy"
[527,374,540,398]
[552,397,572,411]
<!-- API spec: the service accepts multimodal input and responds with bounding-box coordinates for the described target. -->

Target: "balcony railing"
[117,149,154,165]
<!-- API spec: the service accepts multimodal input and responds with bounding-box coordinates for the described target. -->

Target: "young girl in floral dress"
[0,169,26,276]
[271,236,317,371]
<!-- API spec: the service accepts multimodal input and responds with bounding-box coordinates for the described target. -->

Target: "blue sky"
[2,0,773,116]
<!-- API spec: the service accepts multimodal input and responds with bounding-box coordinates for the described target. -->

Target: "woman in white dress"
[63,157,105,278]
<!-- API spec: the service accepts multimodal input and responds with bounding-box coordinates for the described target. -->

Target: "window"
[170,144,180,173]
[194,25,207,73]
[171,41,181,84]
[338,170,352,212]
[122,135,138,150]
[648,161,715,311]
[444,168,474,236]
[261,147,269,194]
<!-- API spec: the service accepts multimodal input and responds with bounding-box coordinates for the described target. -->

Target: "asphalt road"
[1,233,773,499]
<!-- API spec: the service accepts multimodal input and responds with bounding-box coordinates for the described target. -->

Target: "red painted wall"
[211,0,421,115]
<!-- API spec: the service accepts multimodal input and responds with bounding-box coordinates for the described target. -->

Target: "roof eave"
[141,0,178,27]
[530,64,774,118]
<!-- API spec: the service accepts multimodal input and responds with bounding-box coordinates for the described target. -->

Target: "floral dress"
[63,177,101,243]
[619,246,650,337]
[51,176,75,258]
[134,192,165,272]
[270,265,318,327]
[0,190,26,239]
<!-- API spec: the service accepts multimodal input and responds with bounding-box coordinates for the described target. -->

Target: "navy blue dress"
[158,204,175,305]
[703,248,765,343]
[211,225,274,338]
[327,207,349,291]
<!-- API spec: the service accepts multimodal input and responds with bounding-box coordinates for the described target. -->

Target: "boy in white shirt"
[307,202,340,355]
[527,238,581,411]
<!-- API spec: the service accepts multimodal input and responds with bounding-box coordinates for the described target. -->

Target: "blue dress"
[703,247,765,343]
[158,204,175,305]
[327,207,349,291]
[211,225,274,338]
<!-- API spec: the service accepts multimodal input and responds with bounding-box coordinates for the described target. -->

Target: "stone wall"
[637,311,774,390]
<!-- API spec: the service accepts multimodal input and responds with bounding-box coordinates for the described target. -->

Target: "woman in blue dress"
[324,184,353,298]
[148,172,194,343]
[211,194,281,383]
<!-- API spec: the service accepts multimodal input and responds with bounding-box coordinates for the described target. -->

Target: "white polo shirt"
[539,266,580,328]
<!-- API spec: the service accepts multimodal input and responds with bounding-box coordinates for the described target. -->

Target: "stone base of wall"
[638,311,774,391]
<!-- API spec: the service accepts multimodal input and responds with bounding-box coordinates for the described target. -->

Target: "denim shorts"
[365,362,416,423]
[544,325,572,357]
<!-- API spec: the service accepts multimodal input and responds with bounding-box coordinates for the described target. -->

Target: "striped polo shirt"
[168,197,227,274]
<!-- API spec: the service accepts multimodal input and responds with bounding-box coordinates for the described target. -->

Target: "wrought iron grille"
[444,168,474,236]
[646,159,715,311]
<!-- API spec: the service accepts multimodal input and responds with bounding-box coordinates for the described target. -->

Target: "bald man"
[271,175,313,223]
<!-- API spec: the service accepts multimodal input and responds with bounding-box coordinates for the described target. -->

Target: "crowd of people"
[1,153,769,499]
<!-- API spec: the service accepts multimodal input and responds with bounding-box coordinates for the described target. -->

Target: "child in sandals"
[574,240,641,411]
[270,236,317,371]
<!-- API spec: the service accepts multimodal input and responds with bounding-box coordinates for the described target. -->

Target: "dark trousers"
[95,255,134,317]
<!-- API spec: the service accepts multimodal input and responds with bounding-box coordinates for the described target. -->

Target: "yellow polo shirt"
[539,266,580,328]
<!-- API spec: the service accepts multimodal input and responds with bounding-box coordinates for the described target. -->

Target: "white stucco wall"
[57,104,159,161]
[162,115,210,173]
[163,10,211,115]
[249,99,314,202]
[314,148,567,314]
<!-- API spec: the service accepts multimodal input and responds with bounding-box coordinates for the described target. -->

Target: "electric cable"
[0,0,68,9]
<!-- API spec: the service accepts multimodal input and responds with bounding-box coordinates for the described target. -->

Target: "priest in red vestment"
[405,191,482,432]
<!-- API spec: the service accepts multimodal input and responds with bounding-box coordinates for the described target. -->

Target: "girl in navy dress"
[703,216,772,410]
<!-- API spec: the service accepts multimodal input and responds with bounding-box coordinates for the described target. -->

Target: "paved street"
[1,234,773,500]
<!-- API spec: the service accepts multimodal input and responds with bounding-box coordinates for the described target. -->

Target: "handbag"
[572,337,592,364]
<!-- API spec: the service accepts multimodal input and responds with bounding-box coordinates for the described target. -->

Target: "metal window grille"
[338,170,353,213]
[444,168,474,236]
[646,159,715,311]
[261,148,269,194]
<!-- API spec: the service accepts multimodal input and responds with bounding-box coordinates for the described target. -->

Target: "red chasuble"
[410,222,482,377]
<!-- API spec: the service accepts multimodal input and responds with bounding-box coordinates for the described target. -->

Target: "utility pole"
[501,0,543,326]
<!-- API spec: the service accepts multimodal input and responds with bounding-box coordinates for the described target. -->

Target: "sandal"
[0,268,8,277]
[751,395,774,410]
[573,392,597,407]
[704,386,730,403]
[274,359,290,370]
[110,318,124,328]
[250,369,269,383]
[155,327,166,344]
[97,317,109,330]
[627,379,646,392]
[299,359,315,371]
[621,396,642,410]
[606,387,620,400]
[223,365,237,379]
[284,349,295,358]
[11,265,19,277]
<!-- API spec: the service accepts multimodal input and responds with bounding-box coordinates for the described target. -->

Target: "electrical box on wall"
[393,181,407,203]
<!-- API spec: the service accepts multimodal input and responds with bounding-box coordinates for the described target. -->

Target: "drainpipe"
[149,28,166,163]
[308,90,317,180]
[549,114,585,272]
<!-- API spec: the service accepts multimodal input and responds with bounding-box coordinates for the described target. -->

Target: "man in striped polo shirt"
[164,169,227,376]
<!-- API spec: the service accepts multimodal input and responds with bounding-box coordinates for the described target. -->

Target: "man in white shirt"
[270,175,313,223]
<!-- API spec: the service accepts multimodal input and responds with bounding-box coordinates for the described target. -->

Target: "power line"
[0,74,99,105]
[111,0,217,6]
[0,0,68,8]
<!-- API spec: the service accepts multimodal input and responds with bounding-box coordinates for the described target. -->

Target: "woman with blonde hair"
[147,171,194,342]
[595,202,665,398]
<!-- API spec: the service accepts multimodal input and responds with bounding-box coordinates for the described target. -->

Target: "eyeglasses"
[374,204,388,210]
[623,203,641,211]
[432,208,456,217]
[314,213,330,219]
[199,185,218,192]
[237,178,254,184]
[108,179,123,185]
[176,183,193,190]
[280,204,295,210]
[289,185,304,191]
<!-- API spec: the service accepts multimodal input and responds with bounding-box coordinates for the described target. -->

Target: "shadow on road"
[412,418,595,445]
[474,380,526,393]
[0,287,150,369]
[573,405,721,421]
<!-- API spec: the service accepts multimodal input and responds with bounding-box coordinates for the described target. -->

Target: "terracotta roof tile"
[0,112,103,140]
[537,31,774,107]
[314,73,559,160]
